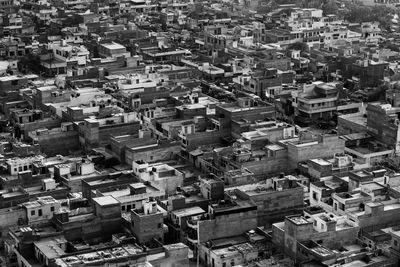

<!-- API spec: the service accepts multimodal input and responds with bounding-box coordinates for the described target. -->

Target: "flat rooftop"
[101,42,126,50]
[92,196,119,206]
[172,206,205,218]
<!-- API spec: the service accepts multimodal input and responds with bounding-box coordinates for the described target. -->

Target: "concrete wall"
[98,123,141,146]
[125,143,181,166]
[36,131,80,156]
[0,208,26,242]
[17,118,62,140]
[288,135,345,168]
[337,114,367,135]
[185,130,230,151]
[150,244,189,267]
[131,212,164,244]
[356,206,400,231]
[245,187,304,226]
[197,209,258,243]
[243,157,290,177]
[283,219,359,261]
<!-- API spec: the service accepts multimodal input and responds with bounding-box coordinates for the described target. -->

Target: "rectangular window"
[38,209,42,216]
[50,206,55,212]
[312,192,317,200]
[31,210,35,216]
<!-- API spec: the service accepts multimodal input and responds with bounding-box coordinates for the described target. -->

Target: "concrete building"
[285,133,346,169]
[98,42,130,58]
[132,161,184,194]
[272,210,359,263]
[226,175,305,226]
[128,199,164,244]
[22,196,61,224]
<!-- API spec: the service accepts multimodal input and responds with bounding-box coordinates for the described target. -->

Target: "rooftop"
[92,196,120,206]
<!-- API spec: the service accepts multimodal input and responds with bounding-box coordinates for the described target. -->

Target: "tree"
[322,0,338,15]
[288,42,309,52]
[391,73,400,82]
[344,4,394,31]
[368,83,389,102]
[18,54,42,74]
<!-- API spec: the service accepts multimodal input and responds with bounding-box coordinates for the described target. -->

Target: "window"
[395,240,398,247]
[231,260,235,266]
[127,204,131,211]
[50,206,55,212]
[38,209,42,216]
[339,203,345,211]
[31,210,35,216]
[122,206,125,211]
[158,223,162,229]
[312,192,318,201]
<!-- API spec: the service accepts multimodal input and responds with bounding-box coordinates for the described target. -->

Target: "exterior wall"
[0,193,29,209]
[338,114,367,135]
[81,121,141,149]
[283,219,359,261]
[184,130,230,151]
[288,135,345,168]
[55,215,121,243]
[150,244,189,267]
[272,222,285,249]
[366,104,400,153]
[351,62,387,88]
[125,143,181,166]
[216,105,275,127]
[98,123,141,146]
[0,208,26,241]
[36,131,80,156]
[17,118,62,140]
[243,157,290,177]
[131,212,164,243]
[81,174,136,200]
[59,176,85,193]
[0,77,29,93]
[197,210,258,243]
[249,187,304,226]
[354,206,400,231]
[151,175,183,195]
